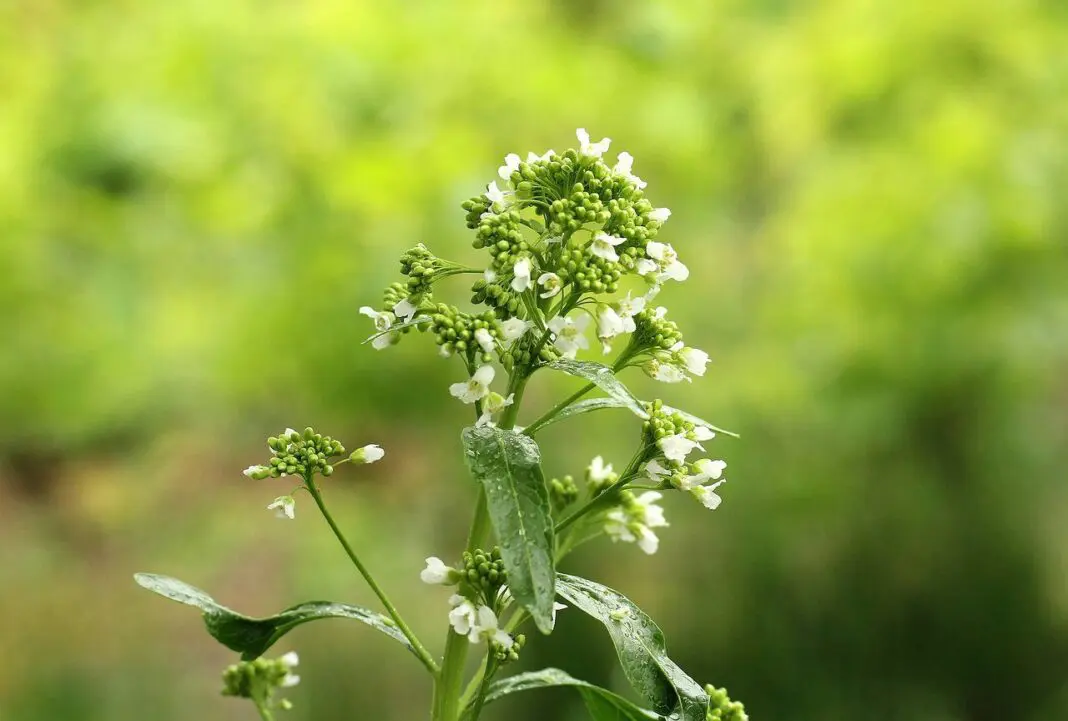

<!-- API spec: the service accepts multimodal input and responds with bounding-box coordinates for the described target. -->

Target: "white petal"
[280,652,299,668]
[614,152,634,175]
[500,317,531,341]
[637,526,660,554]
[474,328,495,354]
[635,258,659,276]
[691,425,715,442]
[393,298,418,321]
[511,258,532,292]
[498,153,521,181]
[597,307,625,339]
[649,207,671,223]
[472,364,496,386]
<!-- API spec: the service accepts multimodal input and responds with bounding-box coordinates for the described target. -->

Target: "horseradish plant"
[135,129,747,721]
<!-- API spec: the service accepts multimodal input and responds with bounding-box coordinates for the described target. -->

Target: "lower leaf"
[481,668,661,721]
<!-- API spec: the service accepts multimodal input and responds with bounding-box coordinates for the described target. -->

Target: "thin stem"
[253,700,274,721]
[465,658,498,721]
[304,476,439,676]
[555,449,647,533]
[522,381,595,436]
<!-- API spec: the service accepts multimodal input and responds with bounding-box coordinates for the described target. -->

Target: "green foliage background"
[2,1,1066,719]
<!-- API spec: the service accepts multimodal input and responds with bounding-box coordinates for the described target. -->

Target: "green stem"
[555,449,647,533]
[522,381,595,436]
[253,700,274,721]
[304,476,439,676]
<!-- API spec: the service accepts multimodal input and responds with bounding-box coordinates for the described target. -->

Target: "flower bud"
[349,444,385,464]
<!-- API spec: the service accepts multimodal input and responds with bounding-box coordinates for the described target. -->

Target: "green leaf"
[547,359,649,420]
[133,573,413,661]
[556,574,709,721]
[461,426,556,634]
[665,405,740,439]
[482,668,661,721]
[531,397,632,432]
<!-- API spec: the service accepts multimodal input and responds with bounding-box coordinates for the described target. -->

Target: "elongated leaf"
[557,574,709,721]
[547,359,649,419]
[663,405,740,439]
[134,573,412,661]
[482,668,661,721]
[461,426,556,633]
[530,397,631,432]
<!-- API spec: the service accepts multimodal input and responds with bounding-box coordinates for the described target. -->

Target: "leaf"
[664,405,740,439]
[134,573,412,661]
[482,668,661,721]
[547,359,649,420]
[556,574,709,721]
[530,397,632,432]
[461,426,556,634]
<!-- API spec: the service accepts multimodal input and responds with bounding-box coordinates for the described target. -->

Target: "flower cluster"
[705,684,749,721]
[221,652,300,712]
[605,490,669,555]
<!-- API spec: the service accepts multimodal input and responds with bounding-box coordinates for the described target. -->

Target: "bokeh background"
[3,1,1067,719]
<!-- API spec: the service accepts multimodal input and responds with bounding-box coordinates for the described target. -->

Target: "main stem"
[305,476,439,675]
[433,375,529,721]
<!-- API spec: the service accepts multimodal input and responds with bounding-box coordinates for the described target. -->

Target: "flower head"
[577,128,611,158]
[616,292,646,332]
[244,465,271,480]
[511,257,532,292]
[691,479,726,510]
[645,241,688,282]
[474,327,496,354]
[643,358,689,384]
[500,317,531,342]
[350,444,385,464]
[613,151,647,189]
[476,391,515,427]
[485,181,509,209]
[658,433,703,463]
[267,495,296,520]
[677,346,709,376]
[498,153,521,181]
[605,491,669,555]
[547,314,590,358]
[649,207,671,223]
[279,651,300,688]
[596,305,626,353]
[393,297,419,322]
[588,456,614,484]
[448,595,478,637]
[421,557,457,585]
[527,149,554,163]
[538,272,562,299]
[450,365,495,404]
[590,232,625,262]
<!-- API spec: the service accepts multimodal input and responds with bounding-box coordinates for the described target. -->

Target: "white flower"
[279,651,300,687]
[537,272,562,299]
[498,153,521,181]
[605,492,669,555]
[420,557,453,585]
[474,328,496,354]
[691,425,715,442]
[471,605,513,648]
[547,314,590,358]
[500,317,531,342]
[658,433,703,463]
[649,207,671,223]
[267,495,296,520]
[393,297,419,322]
[692,458,727,481]
[643,458,672,483]
[449,365,495,404]
[484,269,497,283]
[677,346,709,376]
[511,257,532,292]
[243,465,270,479]
[485,181,509,208]
[615,292,646,332]
[587,456,614,484]
[645,242,688,282]
[613,151,647,189]
[448,595,479,637]
[527,149,554,163]
[576,128,611,158]
[476,392,514,427]
[350,444,385,464]
[635,258,659,276]
[590,232,625,262]
[643,358,689,383]
[691,479,726,510]
[360,306,395,332]
[596,305,625,353]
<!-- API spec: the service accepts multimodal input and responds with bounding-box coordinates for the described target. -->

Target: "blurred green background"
[2,1,1067,719]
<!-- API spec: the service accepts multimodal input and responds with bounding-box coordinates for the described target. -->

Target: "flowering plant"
[135,129,746,721]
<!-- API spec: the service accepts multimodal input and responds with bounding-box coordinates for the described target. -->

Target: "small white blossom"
[590,232,625,262]
[350,444,385,464]
[547,314,590,358]
[279,651,300,687]
[649,207,671,223]
[360,306,397,350]
[267,495,296,520]
[471,605,513,648]
[658,433,703,463]
[448,595,478,637]
[485,181,509,209]
[645,241,689,282]
[484,269,497,283]
[605,491,669,555]
[420,557,453,585]
[677,346,709,376]
[474,328,496,354]
[635,258,659,276]
[615,292,646,332]
[511,257,532,292]
[643,458,672,483]
[587,456,614,484]
[500,317,532,342]
[691,425,716,442]
[538,272,562,298]
[449,365,495,404]
[498,153,521,181]
[596,305,625,353]
[527,149,555,163]
[476,392,514,427]
[643,358,689,384]
[691,479,726,510]
[693,458,727,481]
[393,297,419,322]
[613,151,647,189]
[576,128,611,158]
